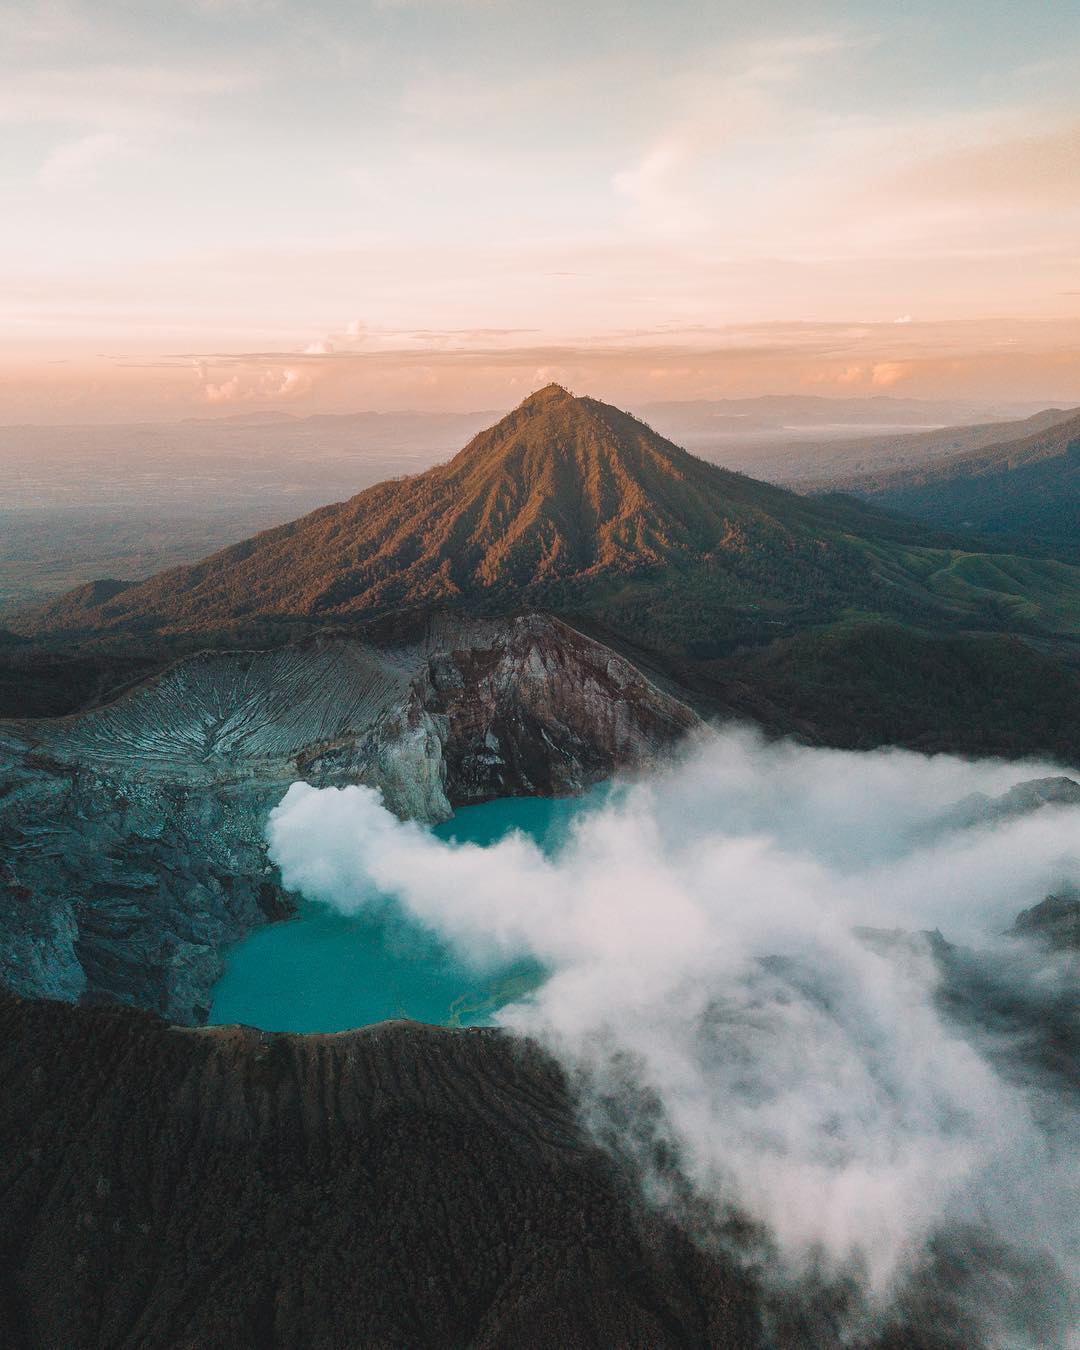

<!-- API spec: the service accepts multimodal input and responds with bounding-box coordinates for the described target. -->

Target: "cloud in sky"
[611,33,858,237]
[3,317,1078,422]
[266,728,1080,1344]
[35,131,126,191]
[0,62,258,129]
[893,121,1080,208]
[1,1,1079,415]
[199,363,314,402]
[176,318,1080,409]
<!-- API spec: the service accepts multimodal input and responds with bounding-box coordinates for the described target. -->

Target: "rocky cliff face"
[0,614,697,1023]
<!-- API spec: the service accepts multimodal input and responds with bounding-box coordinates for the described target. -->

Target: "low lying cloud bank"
[268,728,1079,1345]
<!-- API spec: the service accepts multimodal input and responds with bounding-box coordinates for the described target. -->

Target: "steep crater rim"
[0,612,698,1025]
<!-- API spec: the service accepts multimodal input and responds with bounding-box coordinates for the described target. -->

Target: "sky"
[3,0,1080,421]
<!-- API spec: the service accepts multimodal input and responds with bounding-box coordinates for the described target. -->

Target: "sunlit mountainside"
[10,384,1079,761]
[16,385,1080,647]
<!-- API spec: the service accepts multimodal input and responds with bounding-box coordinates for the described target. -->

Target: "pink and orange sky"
[2,0,1079,421]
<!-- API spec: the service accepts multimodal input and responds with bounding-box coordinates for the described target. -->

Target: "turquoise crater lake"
[208,791,598,1033]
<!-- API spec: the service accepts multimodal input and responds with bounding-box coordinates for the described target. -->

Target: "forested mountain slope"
[831,409,1080,554]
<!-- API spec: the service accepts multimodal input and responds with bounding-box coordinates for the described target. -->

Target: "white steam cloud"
[267,728,1079,1344]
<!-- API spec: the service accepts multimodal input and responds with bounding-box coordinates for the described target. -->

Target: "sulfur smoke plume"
[268,728,1080,1346]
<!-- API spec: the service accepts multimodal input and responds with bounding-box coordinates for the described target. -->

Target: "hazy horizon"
[0,382,1069,430]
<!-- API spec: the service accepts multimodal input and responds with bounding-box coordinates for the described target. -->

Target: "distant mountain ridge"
[641,392,1018,431]
[832,408,1080,552]
[775,406,1080,491]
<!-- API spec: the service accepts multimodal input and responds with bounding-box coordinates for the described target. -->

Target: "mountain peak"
[513,383,579,417]
[14,387,845,639]
[521,382,574,405]
[443,380,684,483]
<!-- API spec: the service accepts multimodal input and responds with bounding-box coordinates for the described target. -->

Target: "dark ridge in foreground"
[0,994,966,1350]
[0,996,765,1350]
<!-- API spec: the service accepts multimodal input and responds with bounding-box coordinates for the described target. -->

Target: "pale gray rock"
[0,613,697,1023]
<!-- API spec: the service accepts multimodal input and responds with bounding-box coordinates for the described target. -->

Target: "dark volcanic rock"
[0,994,977,1350]
[1010,886,1080,951]
[947,775,1080,829]
[0,613,697,1023]
[0,994,764,1350]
